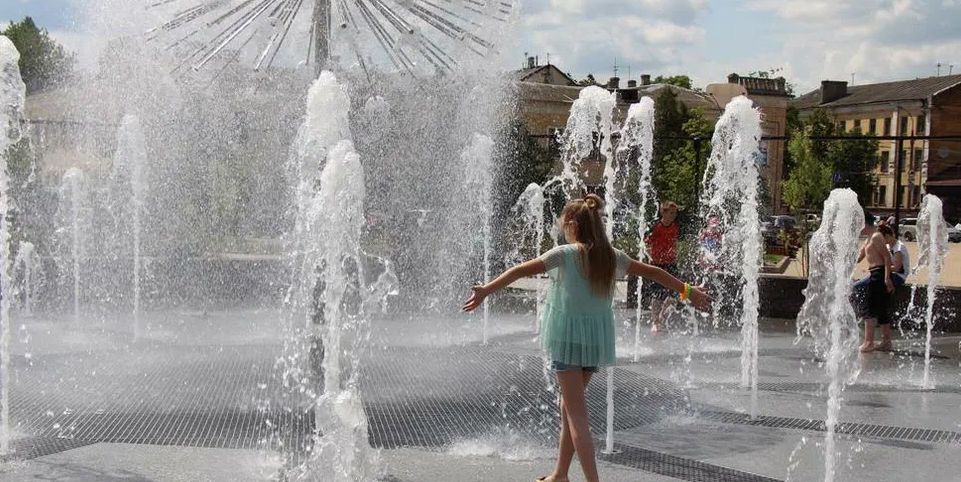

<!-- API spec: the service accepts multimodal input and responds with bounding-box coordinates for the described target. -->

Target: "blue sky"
[3,0,961,94]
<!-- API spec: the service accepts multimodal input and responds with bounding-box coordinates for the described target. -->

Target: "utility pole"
[894,137,904,228]
[937,63,942,76]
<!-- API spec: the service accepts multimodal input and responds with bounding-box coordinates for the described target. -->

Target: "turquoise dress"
[538,244,632,367]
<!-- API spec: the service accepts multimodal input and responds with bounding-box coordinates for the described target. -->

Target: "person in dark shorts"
[856,212,895,352]
[645,200,680,333]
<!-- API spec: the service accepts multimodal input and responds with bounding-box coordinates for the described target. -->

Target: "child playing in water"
[645,200,681,333]
[462,194,710,482]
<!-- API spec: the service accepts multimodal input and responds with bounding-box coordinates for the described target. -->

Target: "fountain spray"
[795,188,863,482]
[0,35,27,456]
[617,97,656,362]
[698,96,762,419]
[113,115,148,338]
[462,134,495,344]
[915,194,949,389]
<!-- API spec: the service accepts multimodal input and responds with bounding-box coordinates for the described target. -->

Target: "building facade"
[793,75,961,219]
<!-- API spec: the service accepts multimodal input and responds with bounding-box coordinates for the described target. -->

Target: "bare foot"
[859,342,875,353]
[650,323,660,334]
[876,341,893,352]
[535,476,569,482]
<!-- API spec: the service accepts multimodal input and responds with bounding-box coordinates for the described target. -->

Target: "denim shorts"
[550,361,599,373]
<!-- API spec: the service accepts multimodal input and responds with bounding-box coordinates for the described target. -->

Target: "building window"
[877,185,887,207]
[884,117,892,136]
[917,115,926,134]
[879,151,889,172]
[869,118,877,134]
[914,149,923,171]
[900,116,909,135]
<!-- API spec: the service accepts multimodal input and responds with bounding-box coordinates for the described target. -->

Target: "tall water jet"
[14,241,36,316]
[0,35,27,456]
[112,115,148,338]
[795,188,863,482]
[511,183,545,330]
[60,168,85,324]
[915,194,949,389]
[462,134,495,344]
[618,97,656,362]
[698,96,762,418]
[549,86,615,198]
[282,71,380,481]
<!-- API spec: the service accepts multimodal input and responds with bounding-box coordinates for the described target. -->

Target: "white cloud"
[745,0,961,93]
[515,0,709,82]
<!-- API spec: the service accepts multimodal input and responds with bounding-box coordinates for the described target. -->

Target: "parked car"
[900,217,961,242]
[762,215,797,246]
[949,224,961,243]
[899,218,918,240]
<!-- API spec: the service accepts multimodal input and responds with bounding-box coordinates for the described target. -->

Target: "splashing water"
[111,115,148,338]
[59,169,85,325]
[618,97,656,362]
[13,242,36,316]
[511,183,546,330]
[462,134,495,344]
[698,96,762,418]
[0,35,26,455]
[282,71,383,481]
[795,188,864,482]
[915,194,950,389]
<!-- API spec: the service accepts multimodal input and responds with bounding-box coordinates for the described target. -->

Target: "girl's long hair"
[562,193,616,296]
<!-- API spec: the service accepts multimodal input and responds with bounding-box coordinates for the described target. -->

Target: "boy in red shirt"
[646,201,680,333]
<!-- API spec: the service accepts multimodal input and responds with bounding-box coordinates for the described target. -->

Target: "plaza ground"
[1,308,960,481]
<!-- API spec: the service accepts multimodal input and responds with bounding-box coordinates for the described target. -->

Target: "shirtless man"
[856,211,895,352]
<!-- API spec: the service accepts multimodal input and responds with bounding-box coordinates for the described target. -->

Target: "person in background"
[645,201,680,333]
[856,214,895,353]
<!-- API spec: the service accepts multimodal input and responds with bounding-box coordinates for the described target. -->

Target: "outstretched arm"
[462,259,546,312]
[626,260,711,311]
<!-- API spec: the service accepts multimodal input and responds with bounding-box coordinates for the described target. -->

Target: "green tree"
[745,68,795,95]
[806,108,835,160]
[828,128,879,206]
[652,75,693,89]
[1,16,75,93]
[493,121,555,221]
[782,105,803,177]
[577,74,597,86]
[782,130,832,211]
[650,90,712,211]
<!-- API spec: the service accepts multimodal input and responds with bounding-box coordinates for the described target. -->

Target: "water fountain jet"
[0,35,27,456]
[915,194,949,389]
[462,134,495,344]
[795,188,864,482]
[698,96,762,418]
[617,97,655,362]
[111,115,148,338]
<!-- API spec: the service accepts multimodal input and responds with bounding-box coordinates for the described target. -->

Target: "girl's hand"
[688,285,712,312]
[462,286,489,312]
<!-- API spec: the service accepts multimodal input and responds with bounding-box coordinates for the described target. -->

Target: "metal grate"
[0,436,96,462]
[600,444,783,482]
[699,411,961,444]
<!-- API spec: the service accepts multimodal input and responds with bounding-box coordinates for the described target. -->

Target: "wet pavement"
[1,308,960,481]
